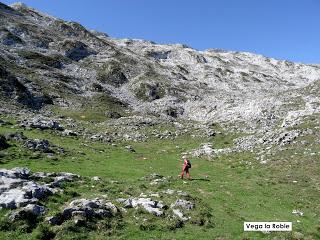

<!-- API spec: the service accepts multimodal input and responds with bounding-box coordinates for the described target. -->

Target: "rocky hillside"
[1,2,319,128]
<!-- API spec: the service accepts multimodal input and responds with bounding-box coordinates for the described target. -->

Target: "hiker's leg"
[180,168,185,178]
[186,168,190,179]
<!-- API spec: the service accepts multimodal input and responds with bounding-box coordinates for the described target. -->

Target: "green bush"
[32,223,55,240]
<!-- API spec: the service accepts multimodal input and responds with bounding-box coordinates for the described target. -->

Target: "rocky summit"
[1,2,319,125]
[0,2,319,240]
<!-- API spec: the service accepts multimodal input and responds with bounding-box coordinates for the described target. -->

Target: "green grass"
[51,95,128,123]
[0,118,319,240]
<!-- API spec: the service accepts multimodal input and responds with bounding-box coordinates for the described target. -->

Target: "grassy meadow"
[0,116,319,240]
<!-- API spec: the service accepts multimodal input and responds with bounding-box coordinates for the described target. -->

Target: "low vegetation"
[0,114,319,240]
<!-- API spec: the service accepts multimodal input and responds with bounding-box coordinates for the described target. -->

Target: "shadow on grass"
[190,178,210,182]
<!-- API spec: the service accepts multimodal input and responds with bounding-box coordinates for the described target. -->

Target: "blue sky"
[2,0,320,63]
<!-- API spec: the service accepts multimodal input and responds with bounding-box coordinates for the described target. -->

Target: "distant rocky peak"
[10,2,28,10]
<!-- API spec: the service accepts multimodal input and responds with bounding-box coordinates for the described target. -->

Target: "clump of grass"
[32,223,55,240]
[18,50,64,69]
[96,61,128,87]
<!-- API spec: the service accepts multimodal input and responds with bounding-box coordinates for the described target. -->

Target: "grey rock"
[9,204,45,221]
[0,179,53,209]
[56,198,118,224]
[91,176,101,181]
[22,181,53,199]
[162,189,188,196]
[62,129,78,136]
[0,167,30,179]
[90,134,112,142]
[275,130,302,145]
[63,40,95,61]
[292,209,303,216]
[73,215,86,226]
[172,208,188,221]
[0,168,76,209]
[24,139,54,153]
[46,215,61,225]
[71,210,86,217]
[31,172,54,179]
[105,111,122,119]
[95,209,113,218]
[121,197,165,216]
[51,172,78,187]
[124,145,135,152]
[0,188,34,209]
[163,189,175,195]
[23,203,45,215]
[62,207,76,219]
[190,143,214,157]
[20,118,63,131]
[5,132,27,142]
[69,198,100,209]
[172,199,195,210]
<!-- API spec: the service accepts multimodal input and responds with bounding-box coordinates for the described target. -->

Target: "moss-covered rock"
[97,62,128,87]
[59,40,95,61]
[18,50,63,69]
[134,82,166,102]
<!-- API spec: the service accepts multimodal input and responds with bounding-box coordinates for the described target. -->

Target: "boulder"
[54,198,118,225]
[0,179,53,209]
[124,145,135,152]
[0,168,77,210]
[292,209,303,216]
[172,208,188,221]
[90,134,112,142]
[22,181,53,199]
[24,139,54,153]
[62,40,95,61]
[46,215,62,225]
[275,130,302,145]
[190,143,214,157]
[20,118,64,131]
[9,204,45,221]
[105,111,122,119]
[51,172,78,187]
[172,199,195,210]
[0,167,30,179]
[0,188,34,209]
[91,176,101,181]
[62,129,78,136]
[120,197,165,217]
[5,132,27,142]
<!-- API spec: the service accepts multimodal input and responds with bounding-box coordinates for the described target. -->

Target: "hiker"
[180,155,191,179]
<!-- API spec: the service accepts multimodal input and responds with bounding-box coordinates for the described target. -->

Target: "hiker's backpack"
[187,160,192,168]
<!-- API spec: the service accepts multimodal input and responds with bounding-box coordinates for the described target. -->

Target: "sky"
[2,0,320,64]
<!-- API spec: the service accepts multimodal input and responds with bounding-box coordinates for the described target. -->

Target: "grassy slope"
[0,117,319,240]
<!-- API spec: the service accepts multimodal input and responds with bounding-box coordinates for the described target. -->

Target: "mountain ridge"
[0,1,319,128]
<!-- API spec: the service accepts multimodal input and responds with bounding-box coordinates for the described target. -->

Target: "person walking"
[180,155,191,180]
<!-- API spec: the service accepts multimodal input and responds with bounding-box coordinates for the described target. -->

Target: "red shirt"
[183,159,189,169]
